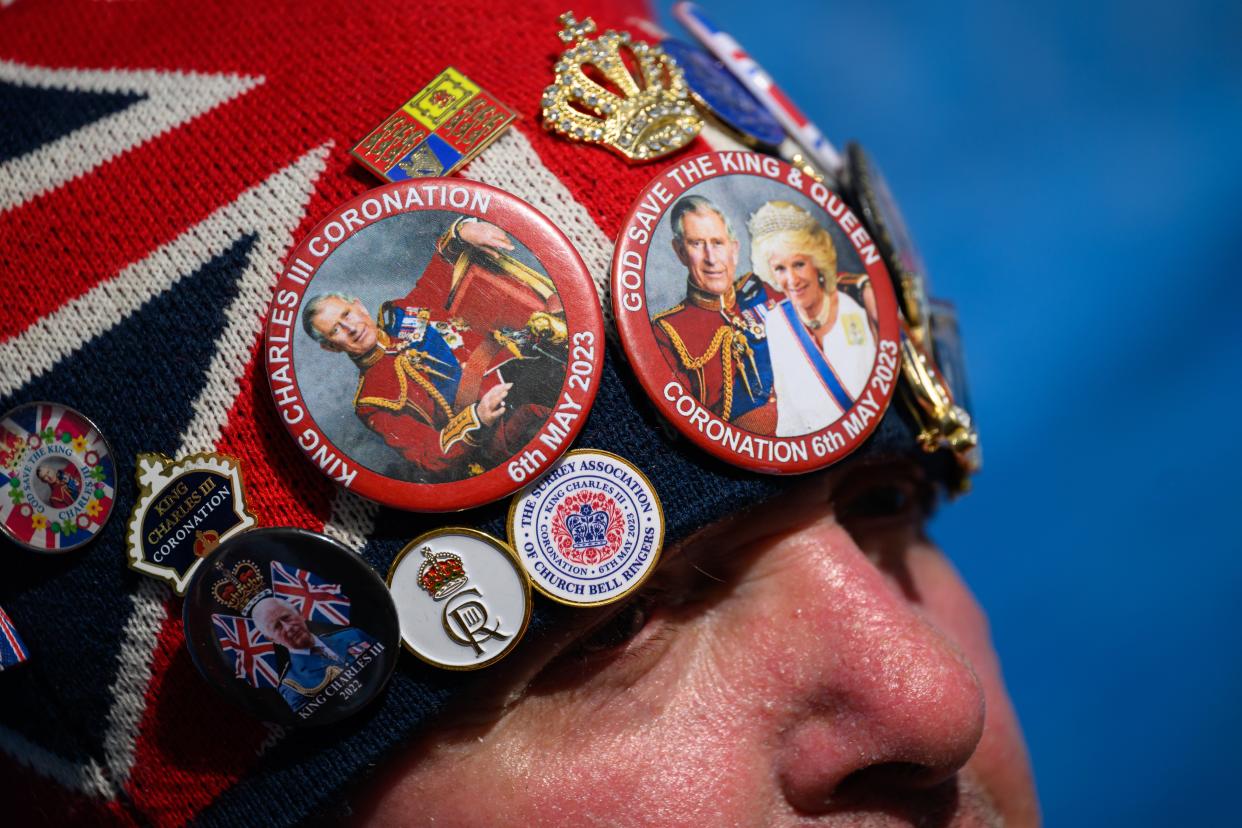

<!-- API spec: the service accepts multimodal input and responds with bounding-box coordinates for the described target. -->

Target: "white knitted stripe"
[698,120,753,153]
[0,61,263,212]
[0,146,330,794]
[0,726,115,798]
[99,145,331,787]
[459,128,616,330]
[322,489,380,554]
[0,144,329,399]
[99,577,169,791]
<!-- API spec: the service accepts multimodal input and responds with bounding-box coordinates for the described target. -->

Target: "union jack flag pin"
[0,605,29,671]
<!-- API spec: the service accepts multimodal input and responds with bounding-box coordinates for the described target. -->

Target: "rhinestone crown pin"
[541,12,701,163]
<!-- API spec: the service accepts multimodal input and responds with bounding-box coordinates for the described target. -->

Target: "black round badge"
[183,528,399,727]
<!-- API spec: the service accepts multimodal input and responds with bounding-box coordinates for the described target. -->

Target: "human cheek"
[362,619,770,828]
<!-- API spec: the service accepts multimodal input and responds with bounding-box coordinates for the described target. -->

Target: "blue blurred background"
[654,1,1242,824]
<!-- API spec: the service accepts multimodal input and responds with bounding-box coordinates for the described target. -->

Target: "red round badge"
[265,179,605,511]
[612,152,901,474]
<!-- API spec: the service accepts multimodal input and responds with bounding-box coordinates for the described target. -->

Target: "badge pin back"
[508,449,664,608]
[660,38,785,152]
[387,527,531,670]
[351,67,517,182]
[126,452,258,595]
[845,142,932,351]
[266,178,604,512]
[0,401,118,553]
[0,605,30,671]
[611,151,901,474]
[182,527,400,727]
[541,12,701,163]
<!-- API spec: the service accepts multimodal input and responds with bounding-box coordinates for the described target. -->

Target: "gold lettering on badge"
[442,587,509,656]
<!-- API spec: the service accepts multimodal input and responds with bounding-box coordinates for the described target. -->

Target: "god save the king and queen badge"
[612,151,901,473]
[265,178,605,511]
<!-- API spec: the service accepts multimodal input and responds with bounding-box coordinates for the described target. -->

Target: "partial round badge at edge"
[387,527,531,670]
[264,177,606,513]
[508,449,664,608]
[611,150,902,475]
[0,401,117,553]
[661,38,786,151]
[182,527,400,728]
[846,142,932,349]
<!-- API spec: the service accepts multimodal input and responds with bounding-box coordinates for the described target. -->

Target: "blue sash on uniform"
[780,300,853,412]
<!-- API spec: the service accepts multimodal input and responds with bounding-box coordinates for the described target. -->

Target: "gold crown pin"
[541,11,701,163]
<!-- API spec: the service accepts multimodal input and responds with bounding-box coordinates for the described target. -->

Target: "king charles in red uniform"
[652,195,781,434]
[304,218,565,482]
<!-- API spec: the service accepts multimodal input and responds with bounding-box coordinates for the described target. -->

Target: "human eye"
[533,588,678,690]
[574,595,657,656]
[834,463,930,529]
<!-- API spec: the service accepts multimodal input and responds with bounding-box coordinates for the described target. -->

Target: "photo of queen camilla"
[749,200,878,437]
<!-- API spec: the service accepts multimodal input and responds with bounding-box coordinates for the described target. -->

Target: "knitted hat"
[0,1,967,824]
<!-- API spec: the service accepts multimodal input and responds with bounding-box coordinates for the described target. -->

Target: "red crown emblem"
[211,559,269,613]
[416,546,467,601]
[194,529,222,558]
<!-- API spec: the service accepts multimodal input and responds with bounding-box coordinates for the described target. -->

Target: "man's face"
[259,600,314,650]
[358,469,1038,826]
[674,209,739,296]
[311,296,377,357]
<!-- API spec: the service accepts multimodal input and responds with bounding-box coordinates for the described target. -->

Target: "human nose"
[717,516,986,812]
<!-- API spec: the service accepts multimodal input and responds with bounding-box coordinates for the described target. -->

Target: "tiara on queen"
[746,200,820,240]
[541,12,701,163]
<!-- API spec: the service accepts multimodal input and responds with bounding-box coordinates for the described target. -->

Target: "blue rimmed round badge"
[507,449,664,607]
[661,38,786,151]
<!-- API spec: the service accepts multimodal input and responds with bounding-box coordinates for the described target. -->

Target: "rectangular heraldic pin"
[351,67,516,181]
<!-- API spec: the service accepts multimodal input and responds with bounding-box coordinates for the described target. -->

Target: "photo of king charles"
[651,195,782,435]
[303,217,568,483]
[250,596,376,713]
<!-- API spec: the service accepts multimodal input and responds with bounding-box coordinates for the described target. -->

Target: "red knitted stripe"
[125,605,268,827]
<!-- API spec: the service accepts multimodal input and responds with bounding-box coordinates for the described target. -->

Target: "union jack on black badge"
[270,561,351,626]
[211,613,279,689]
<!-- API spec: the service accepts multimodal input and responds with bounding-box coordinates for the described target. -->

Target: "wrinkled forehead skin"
[355,466,1039,826]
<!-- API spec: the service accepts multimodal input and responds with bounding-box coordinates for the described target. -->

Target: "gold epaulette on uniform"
[651,303,684,321]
